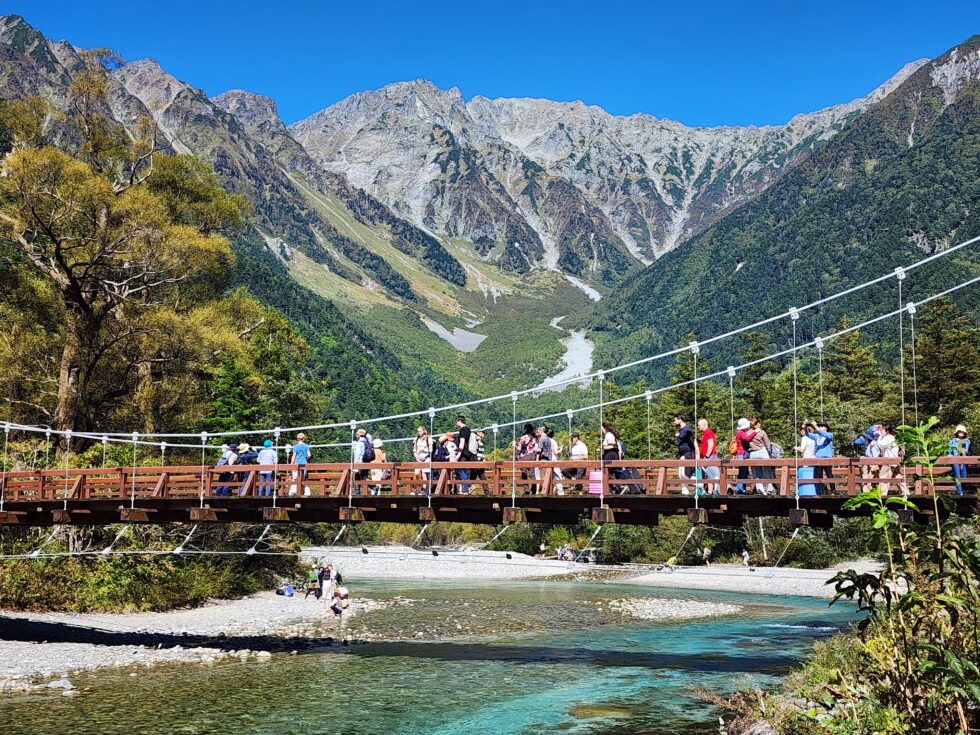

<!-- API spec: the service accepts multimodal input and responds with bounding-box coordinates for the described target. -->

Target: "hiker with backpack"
[747,418,776,494]
[855,424,883,487]
[732,419,755,494]
[456,416,475,494]
[877,424,906,495]
[352,428,375,495]
[949,424,971,495]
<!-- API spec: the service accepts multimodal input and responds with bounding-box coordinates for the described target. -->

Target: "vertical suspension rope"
[598,373,605,507]
[896,269,907,426]
[428,408,436,503]
[348,422,356,508]
[199,431,207,509]
[908,303,919,424]
[130,431,138,509]
[727,367,736,439]
[160,441,166,467]
[790,308,800,508]
[101,436,108,469]
[1,422,9,514]
[690,343,699,503]
[273,427,281,508]
[62,430,72,512]
[44,428,51,470]
[645,391,652,461]
[815,338,825,421]
[510,393,518,508]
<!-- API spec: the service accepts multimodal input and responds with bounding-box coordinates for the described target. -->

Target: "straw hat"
[955,424,967,435]
[238,443,251,452]
[372,438,383,448]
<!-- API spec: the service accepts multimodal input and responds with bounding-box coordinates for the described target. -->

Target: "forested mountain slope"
[591,36,980,373]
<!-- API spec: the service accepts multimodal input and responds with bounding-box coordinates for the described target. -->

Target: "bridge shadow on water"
[0,615,799,673]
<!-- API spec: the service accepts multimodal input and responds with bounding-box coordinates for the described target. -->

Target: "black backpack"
[335,571,343,584]
[361,437,376,462]
[432,444,449,462]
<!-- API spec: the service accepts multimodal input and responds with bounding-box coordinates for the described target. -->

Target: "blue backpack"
[361,437,376,462]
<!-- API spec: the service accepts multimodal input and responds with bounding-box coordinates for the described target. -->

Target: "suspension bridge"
[1,235,979,532]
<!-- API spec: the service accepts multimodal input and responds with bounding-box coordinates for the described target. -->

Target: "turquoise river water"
[0,580,856,734]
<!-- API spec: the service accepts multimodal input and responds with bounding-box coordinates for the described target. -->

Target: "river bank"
[0,551,870,697]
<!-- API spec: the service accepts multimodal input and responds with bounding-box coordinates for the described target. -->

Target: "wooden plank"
[655,467,667,495]
[68,474,86,499]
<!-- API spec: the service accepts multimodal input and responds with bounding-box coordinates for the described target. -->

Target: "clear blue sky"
[5,1,980,126]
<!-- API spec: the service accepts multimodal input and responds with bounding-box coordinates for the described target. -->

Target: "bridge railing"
[1,456,977,501]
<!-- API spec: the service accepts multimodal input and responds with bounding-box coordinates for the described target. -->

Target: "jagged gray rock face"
[290,65,924,269]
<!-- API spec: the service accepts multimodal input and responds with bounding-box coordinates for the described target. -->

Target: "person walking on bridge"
[257,439,277,497]
[413,426,434,494]
[674,416,696,495]
[805,421,835,494]
[351,428,373,496]
[950,425,971,495]
[734,419,755,494]
[455,416,474,494]
[290,433,312,496]
[698,419,720,495]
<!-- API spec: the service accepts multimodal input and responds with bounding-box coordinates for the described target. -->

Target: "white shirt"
[798,435,816,459]
[570,441,589,460]
[878,433,899,458]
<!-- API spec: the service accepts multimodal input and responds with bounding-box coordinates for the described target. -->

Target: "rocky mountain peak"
[114,59,189,112]
[212,89,286,134]
[0,14,61,74]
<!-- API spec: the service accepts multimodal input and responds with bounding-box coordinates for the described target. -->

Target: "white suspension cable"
[790,309,801,508]
[908,303,919,424]
[691,342,700,504]
[1,422,8,513]
[897,268,906,426]
[22,233,977,442]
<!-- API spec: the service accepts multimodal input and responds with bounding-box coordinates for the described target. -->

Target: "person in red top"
[697,419,720,495]
[735,418,757,494]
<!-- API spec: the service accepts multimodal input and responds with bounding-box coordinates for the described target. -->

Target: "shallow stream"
[0,580,854,734]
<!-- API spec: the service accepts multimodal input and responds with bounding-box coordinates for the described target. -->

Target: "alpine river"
[0,579,855,734]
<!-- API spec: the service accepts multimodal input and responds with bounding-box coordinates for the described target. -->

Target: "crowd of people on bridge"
[204,415,974,498]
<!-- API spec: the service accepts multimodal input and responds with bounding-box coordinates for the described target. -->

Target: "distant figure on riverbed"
[741,549,750,567]
[330,584,350,617]
[702,546,712,567]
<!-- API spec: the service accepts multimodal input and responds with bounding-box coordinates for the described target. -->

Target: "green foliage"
[0,525,300,612]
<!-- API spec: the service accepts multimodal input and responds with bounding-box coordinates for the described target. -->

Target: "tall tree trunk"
[52,310,93,443]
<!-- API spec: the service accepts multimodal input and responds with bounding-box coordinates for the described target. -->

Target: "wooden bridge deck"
[0,457,977,527]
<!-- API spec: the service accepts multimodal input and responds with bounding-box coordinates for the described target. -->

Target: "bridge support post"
[190,507,220,522]
[262,506,291,522]
[591,506,615,524]
[503,507,526,524]
[789,508,809,526]
[687,508,707,524]
[339,507,365,523]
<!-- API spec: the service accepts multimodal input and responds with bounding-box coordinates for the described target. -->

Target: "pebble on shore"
[607,597,742,620]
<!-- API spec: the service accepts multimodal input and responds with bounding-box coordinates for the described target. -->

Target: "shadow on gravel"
[0,615,337,652]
